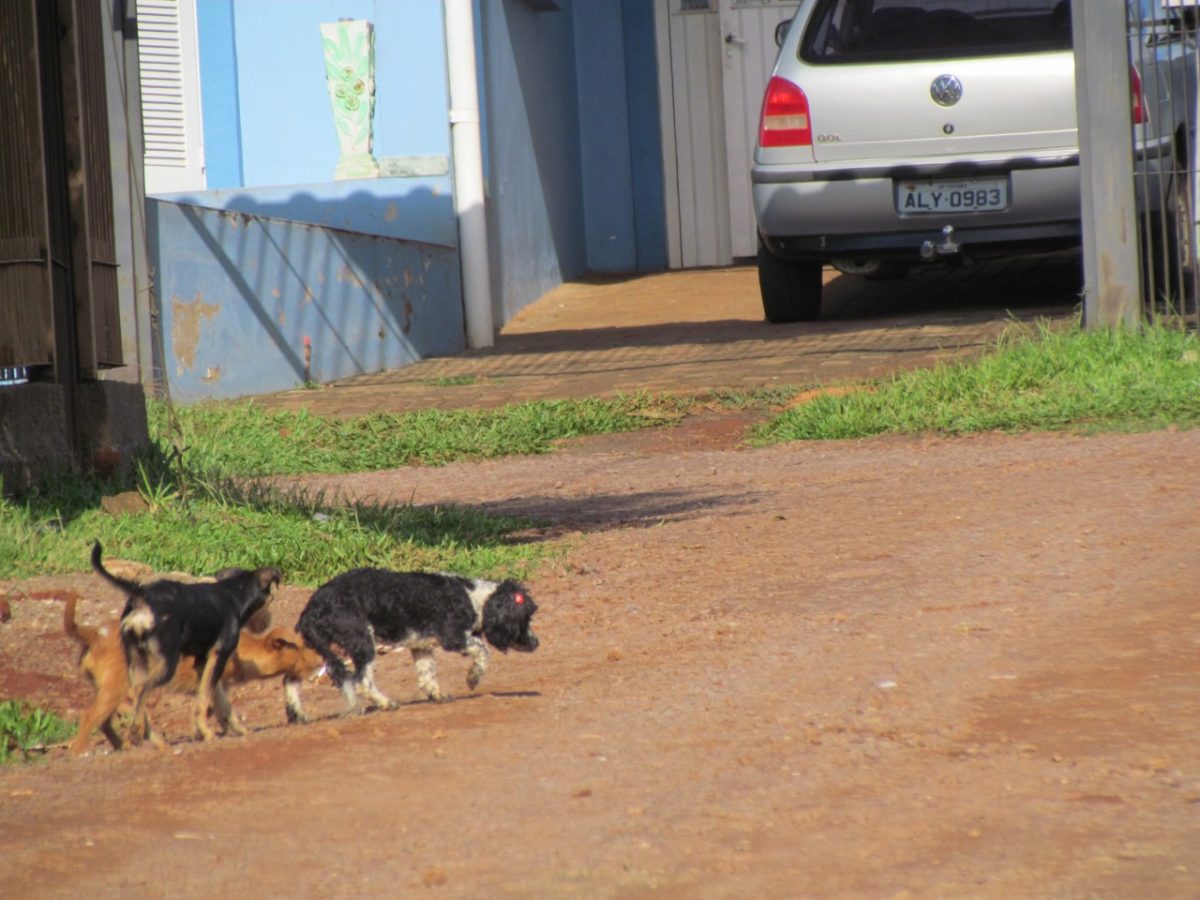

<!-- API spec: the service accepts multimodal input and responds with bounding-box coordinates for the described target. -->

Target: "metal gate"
[1127,0,1200,326]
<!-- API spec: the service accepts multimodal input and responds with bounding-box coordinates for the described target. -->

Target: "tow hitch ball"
[920,225,959,260]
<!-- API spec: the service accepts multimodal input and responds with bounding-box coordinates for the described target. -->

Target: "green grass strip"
[0,471,549,585]
[149,394,698,477]
[755,322,1200,443]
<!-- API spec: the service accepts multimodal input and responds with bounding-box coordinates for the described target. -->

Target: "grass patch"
[148,393,703,478]
[1,389,792,586]
[755,322,1200,443]
[422,374,480,388]
[0,701,74,764]
[0,464,548,585]
[147,390,795,479]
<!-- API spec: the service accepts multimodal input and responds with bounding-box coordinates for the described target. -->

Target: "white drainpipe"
[444,0,494,349]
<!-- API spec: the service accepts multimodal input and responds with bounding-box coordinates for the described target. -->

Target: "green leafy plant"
[0,701,75,764]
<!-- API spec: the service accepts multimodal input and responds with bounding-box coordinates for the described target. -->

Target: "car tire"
[758,240,822,323]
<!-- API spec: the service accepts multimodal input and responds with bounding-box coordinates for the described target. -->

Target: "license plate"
[896,177,1009,214]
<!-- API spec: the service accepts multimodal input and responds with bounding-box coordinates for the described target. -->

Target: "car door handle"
[725,32,745,46]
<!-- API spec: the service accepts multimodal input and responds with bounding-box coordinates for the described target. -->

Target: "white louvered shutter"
[137,0,205,194]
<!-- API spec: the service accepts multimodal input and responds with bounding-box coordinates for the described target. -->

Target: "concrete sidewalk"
[257,256,1079,416]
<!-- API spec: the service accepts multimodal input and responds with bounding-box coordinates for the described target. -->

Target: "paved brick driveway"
[259,254,1080,416]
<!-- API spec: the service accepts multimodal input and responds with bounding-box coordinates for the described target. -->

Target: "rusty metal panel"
[37,0,77,387]
[71,0,123,370]
[0,0,54,369]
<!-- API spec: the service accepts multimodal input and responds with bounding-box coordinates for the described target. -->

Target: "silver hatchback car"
[752,0,1196,322]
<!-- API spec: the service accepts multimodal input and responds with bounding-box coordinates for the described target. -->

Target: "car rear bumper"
[753,156,1082,260]
[753,146,1176,262]
[759,221,1081,262]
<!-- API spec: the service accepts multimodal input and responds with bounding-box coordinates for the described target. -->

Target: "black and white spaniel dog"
[296,568,539,715]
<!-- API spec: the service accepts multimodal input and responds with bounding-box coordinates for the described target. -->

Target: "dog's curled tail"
[90,540,144,598]
[61,591,99,648]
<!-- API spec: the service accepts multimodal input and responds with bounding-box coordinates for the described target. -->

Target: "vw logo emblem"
[930,74,963,107]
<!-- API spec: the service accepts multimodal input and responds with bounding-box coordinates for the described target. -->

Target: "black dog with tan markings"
[296,568,539,715]
[90,541,282,747]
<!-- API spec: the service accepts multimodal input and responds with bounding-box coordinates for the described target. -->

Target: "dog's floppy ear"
[255,567,283,591]
[244,604,273,634]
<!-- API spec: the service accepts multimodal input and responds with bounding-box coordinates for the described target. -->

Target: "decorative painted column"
[320,19,379,179]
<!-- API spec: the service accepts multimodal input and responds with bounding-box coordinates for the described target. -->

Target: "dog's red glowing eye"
[514,592,525,604]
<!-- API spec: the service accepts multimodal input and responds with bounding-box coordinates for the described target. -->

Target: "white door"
[655,0,732,269]
[656,0,797,267]
[718,0,799,258]
[137,0,206,194]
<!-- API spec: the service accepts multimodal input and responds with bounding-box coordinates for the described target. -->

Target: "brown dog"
[64,593,323,755]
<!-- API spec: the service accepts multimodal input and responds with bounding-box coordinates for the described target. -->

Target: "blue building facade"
[147,0,666,401]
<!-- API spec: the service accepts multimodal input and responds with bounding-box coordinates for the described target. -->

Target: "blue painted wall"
[157,180,455,249]
[191,0,455,251]
[574,3,638,272]
[572,0,666,273]
[151,0,462,402]
[196,0,243,189]
[480,1,587,324]
[150,0,670,403]
[622,0,668,272]
[147,199,463,403]
[198,0,451,191]
[479,0,665,320]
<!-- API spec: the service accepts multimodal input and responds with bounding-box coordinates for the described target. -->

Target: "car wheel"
[1143,166,1196,314]
[758,239,822,323]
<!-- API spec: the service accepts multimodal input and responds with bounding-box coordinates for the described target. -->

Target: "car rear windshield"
[800,0,1072,63]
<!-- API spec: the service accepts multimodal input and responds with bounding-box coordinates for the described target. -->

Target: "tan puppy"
[63,592,323,755]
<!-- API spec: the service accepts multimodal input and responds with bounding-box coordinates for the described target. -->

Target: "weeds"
[0,701,74,764]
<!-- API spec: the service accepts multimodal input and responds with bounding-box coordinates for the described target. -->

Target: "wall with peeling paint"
[156,180,455,250]
[147,200,463,403]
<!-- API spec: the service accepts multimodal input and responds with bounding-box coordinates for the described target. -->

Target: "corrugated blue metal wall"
[148,200,463,402]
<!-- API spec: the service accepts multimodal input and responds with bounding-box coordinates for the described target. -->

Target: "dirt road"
[3,421,1198,897]
[3,259,1197,897]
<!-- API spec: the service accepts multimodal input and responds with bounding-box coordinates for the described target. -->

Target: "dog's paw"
[285,708,309,725]
[466,671,483,690]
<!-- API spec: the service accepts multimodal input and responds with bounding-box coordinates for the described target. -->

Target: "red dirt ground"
[2,418,1198,898]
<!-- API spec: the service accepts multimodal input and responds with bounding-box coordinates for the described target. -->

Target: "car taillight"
[1130,65,1146,125]
[759,76,812,148]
